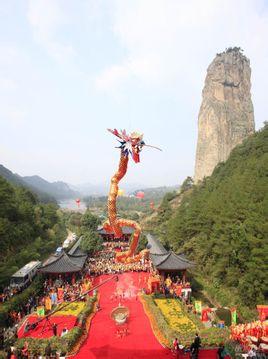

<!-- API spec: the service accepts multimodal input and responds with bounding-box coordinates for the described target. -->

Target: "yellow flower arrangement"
[139,296,170,348]
[54,302,85,316]
[154,298,196,334]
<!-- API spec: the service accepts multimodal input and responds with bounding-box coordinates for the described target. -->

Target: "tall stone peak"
[194,47,255,182]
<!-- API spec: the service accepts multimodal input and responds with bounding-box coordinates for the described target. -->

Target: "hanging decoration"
[231,307,237,325]
[136,191,145,199]
[75,198,81,208]
[118,189,125,196]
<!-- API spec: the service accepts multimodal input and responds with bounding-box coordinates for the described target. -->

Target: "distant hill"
[0,164,27,187]
[0,164,53,202]
[134,185,179,199]
[0,165,78,201]
[73,182,147,196]
[23,175,78,200]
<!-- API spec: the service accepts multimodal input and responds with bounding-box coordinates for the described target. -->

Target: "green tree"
[151,125,268,309]
[80,230,103,254]
[81,210,100,233]
[180,176,194,193]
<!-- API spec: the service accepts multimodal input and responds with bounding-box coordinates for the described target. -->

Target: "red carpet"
[18,314,77,339]
[73,272,218,359]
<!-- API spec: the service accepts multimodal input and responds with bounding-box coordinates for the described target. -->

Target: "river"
[58,199,87,212]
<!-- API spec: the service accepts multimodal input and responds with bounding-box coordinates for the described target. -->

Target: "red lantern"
[75,198,81,208]
[136,191,145,199]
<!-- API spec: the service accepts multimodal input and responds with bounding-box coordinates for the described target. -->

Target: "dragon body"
[103,129,159,263]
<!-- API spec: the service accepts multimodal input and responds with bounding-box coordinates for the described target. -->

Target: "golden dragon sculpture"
[103,129,160,263]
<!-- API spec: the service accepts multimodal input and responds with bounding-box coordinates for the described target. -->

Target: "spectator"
[190,333,201,358]
[52,323,58,336]
[45,343,52,358]
[173,337,179,351]
[61,327,69,337]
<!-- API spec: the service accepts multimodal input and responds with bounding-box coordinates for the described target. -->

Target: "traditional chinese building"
[39,237,87,277]
[146,234,194,282]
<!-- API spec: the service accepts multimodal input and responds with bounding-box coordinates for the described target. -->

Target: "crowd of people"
[230,320,268,353]
[161,274,192,303]
[6,236,260,359]
[88,243,152,276]
[41,276,92,311]
[0,285,28,303]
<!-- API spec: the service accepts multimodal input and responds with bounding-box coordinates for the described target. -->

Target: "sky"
[0,0,268,188]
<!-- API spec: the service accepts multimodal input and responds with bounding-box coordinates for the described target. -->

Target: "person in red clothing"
[21,341,28,358]
[173,338,179,352]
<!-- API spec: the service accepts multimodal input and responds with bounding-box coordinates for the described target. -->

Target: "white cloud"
[95,0,268,114]
[0,78,18,91]
[27,0,75,63]
[0,106,27,126]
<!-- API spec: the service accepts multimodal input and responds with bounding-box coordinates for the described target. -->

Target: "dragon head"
[108,129,145,163]
[108,128,162,163]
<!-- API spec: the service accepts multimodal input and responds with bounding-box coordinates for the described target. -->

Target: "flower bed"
[141,295,230,348]
[154,298,196,334]
[54,301,85,316]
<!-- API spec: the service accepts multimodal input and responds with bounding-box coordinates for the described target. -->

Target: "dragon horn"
[107,128,122,139]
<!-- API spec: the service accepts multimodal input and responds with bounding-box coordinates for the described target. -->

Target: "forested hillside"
[0,164,78,202]
[152,125,268,311]
[0,165,55,203]
[0,176,67,288]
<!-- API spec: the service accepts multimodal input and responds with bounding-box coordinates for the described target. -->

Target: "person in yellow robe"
[165,275,172,288]
[45,296,52,312]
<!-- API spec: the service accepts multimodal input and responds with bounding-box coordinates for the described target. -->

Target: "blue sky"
[0,0,268,187]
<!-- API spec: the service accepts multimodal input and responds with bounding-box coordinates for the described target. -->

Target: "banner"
[201,308,212,322]
[195,301,202,314]
[37,306,45,316]
[45,296,52,311]
[231,308,237,325]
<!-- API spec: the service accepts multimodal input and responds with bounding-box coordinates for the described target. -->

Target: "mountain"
[0,164,27,187]
[23,175,79,200]
[194,47,255,182]
[73,182,157,196]
[0,165,78,201]
[150,124,268,315]
[0,164,53,202]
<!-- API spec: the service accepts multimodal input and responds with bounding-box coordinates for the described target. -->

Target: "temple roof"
[146,233,194,270]
[150,251,194,271]
[39,251,87,274]
[68,236,86,256]
[146,233,168,255]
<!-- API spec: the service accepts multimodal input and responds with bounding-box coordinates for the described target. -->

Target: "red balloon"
[76,198,81,204]
[136,191,145,199]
